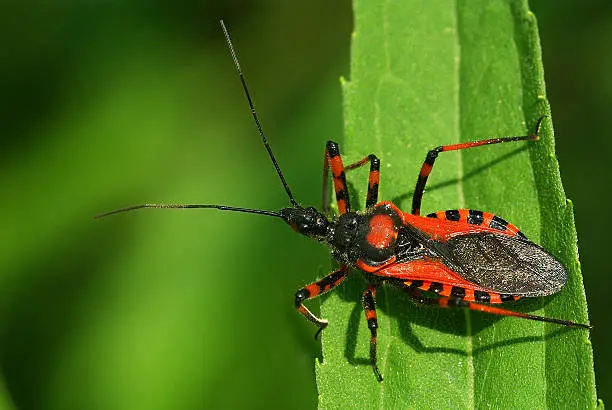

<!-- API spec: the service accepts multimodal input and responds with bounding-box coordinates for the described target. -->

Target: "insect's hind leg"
[453,298,592,329]
[411,116,546,216]
[404,287,591,329]
[362,284,383,381]
[295,264,350,339]
[322,141,381,214]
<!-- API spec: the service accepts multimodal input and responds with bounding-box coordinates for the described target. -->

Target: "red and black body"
[97,22,591,383]
[288,134,589,381]
[317,201,565,303]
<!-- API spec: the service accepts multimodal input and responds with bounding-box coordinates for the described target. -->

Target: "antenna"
[220,20,298,207]
[95,21,299,220]
[95,204,281,219]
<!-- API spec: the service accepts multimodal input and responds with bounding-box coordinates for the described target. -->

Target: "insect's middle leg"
[411,116,546,215]
[362,284,383,381]
[295,264,350,339]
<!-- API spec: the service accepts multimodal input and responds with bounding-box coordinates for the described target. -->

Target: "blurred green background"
[0,1,609,409]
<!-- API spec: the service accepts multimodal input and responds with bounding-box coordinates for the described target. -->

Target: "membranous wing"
[436,232,567,297]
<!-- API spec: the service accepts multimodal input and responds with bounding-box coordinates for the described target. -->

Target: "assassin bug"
[97,20,591,382]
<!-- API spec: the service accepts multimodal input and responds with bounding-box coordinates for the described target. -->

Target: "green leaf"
[316,0,598,408]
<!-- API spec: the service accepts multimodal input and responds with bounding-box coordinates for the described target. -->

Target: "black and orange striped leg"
[323,141,381,213]
[405,287,591,329]
[295,264,350,339]
[403,287,441,306]
[411,116,546,215]
[362,284,383,381]
[345,153,381,209]
[323,141,351,215]
[449,298,592,329]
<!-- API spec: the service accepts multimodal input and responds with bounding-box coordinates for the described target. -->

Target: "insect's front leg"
[322,140,381,214]
[362,284,383,381]
[295,264,349,339]
[322,142,351,215]
[345,153,381,209]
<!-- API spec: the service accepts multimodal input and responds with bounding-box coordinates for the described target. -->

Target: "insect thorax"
[327,203,426,267]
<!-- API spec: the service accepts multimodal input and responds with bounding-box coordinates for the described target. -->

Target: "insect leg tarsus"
[411,117,546,215]
[362,284,383,382]
[295,265,350,339]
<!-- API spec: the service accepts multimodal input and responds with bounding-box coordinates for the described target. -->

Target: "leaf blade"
[316,0,597,408]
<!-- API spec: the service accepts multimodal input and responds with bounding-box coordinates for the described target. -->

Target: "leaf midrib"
[453,1,476,407]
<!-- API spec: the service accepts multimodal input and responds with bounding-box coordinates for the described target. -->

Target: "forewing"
[441,232,567,296]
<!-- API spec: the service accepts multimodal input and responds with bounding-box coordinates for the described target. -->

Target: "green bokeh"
[0,2,351,409]
[0,2,609,409]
